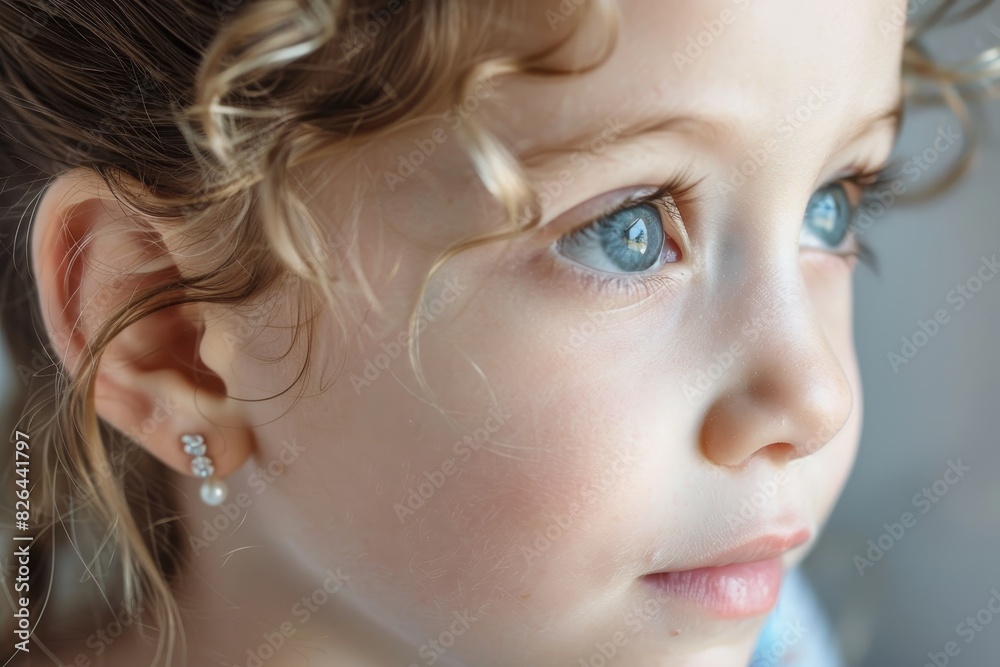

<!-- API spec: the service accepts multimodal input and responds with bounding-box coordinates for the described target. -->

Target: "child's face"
[227,0,904,663]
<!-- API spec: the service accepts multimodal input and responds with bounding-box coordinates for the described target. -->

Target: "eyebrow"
[833,96,904,154]
[518,94,905,167]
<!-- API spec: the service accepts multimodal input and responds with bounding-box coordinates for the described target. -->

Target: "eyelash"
[551,165,892,296]
[843,162,894,271]
[551,232,679,301]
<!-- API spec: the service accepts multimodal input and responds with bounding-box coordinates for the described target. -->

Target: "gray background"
[1,7,999,667]
[804,9,1000,667]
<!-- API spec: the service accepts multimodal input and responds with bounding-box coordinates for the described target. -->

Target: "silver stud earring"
[181,433,229,506]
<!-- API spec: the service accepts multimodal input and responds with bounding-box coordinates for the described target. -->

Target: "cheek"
[298,264,671,619]
[801,251,856,346]
[225,207,645,627]
[800,253,863,516]
[381,264,697,598]
[242,234,867,653]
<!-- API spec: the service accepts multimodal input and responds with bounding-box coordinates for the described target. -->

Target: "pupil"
[623,218,648,255]
[805,185,849,247]
[812,195,837,234]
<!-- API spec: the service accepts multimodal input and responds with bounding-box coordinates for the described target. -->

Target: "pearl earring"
[181,433,229,506]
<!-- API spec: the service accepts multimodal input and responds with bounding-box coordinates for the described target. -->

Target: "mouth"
[640,528,811,618]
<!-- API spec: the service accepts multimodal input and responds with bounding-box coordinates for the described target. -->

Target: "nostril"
[764,441,799,461]
[729,442,798,469]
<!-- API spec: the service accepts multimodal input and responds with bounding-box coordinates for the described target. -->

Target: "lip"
[640,529,811,618]
[695,528,812,569]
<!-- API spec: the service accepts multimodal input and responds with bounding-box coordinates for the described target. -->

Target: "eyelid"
[590,189,665,222]
[805,168,887,267]
[555,193,687,277]
[836,159,894,199]
[551,173,701,251]
[572,191,681,243]
[555,187,665,236]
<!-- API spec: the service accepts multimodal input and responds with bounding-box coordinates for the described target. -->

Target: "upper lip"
[645,528,811,574]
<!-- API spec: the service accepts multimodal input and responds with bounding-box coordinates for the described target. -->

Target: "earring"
[181,433,229,506]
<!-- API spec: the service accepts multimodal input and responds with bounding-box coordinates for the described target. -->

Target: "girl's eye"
[800,182,854,251]
[555,202,681,274]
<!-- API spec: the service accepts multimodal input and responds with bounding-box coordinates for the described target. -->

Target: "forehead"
[492,0,906,169]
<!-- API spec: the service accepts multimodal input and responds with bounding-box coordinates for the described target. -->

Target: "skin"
[30,0,906,665]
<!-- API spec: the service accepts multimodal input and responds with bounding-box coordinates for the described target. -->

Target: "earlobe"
[30,167,256,485]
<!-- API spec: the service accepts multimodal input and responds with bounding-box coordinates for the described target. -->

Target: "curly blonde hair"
[0,0,997,665]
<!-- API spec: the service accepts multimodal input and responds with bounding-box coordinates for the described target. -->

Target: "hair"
[0,0,997,665]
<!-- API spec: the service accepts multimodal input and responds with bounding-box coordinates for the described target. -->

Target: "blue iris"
[558,203,665,273]
[802,183,852,249]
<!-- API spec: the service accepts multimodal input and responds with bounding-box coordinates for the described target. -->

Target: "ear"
[30,167,255,480]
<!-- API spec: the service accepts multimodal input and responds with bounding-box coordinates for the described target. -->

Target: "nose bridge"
[694,211,854,468]
[705,206,810,360]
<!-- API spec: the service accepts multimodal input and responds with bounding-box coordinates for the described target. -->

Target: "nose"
[697,257,855,468]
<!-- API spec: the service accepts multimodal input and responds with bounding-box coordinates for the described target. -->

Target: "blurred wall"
[804,8,1000,667]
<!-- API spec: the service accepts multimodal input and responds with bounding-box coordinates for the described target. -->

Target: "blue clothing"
[750,568,843,667]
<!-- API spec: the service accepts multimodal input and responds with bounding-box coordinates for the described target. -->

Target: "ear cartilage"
[181,433,228,506]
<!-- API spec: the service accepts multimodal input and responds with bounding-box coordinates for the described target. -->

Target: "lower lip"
[642,557,784,618]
